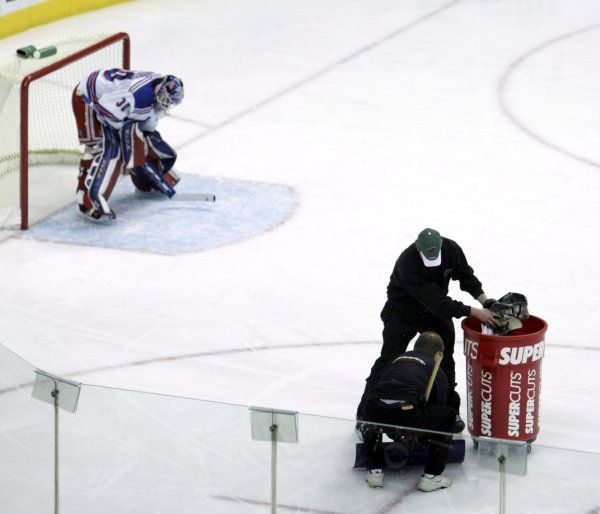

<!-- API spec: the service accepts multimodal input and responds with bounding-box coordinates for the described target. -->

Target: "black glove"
[483,298,497,309]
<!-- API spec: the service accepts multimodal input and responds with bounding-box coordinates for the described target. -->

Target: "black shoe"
[454,415,465,433]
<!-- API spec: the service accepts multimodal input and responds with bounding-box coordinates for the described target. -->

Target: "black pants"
[358,302,460,417]
[363,400,455,475]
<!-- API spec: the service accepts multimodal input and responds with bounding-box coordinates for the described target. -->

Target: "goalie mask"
[154,75,184,111]
[498,292,529,320]
[490,292,529,335]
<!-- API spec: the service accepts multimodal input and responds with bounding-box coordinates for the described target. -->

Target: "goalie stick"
[172,193,216,202]
[424,351,443,402]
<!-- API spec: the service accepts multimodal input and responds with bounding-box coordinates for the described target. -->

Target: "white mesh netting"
[0,34,127,228]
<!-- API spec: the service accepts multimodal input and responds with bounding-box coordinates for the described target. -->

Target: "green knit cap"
[417,228,442,261]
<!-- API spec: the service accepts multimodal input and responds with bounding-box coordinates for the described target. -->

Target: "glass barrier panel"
[5,347,596,513]
[504,443,600,513]
[274,414,501,513]
[58,385,272,513]
[0,345,54,513]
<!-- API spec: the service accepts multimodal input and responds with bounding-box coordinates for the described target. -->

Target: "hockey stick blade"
[172,193,216,202]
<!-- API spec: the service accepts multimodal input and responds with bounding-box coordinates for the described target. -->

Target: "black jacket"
[385,238,483,319]
[366,350,448,407]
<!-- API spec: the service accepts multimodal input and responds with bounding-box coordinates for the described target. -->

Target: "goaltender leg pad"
[120,121,147,170]
[131,160,176,198]
[85,126,123,216]
[129,169,153,192]
[145,130,177,173]
[142,155,180,190]
[354,439,465,469]
[72,88,102,146]
[76,152,94,212]
[129,130,179,194]
[129,159,179,193]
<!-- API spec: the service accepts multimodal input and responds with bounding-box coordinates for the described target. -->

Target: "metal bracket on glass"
[32,370,81,413]
[250,407,298,514]
[32,370,81,514]
[475,436,528,514]
[475,436,528,476]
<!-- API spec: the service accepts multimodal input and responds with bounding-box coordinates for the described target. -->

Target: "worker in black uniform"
[362,332,454,492]
[357,228,497,432]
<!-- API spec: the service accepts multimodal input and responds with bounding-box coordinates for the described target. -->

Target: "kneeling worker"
[362,332,455,492]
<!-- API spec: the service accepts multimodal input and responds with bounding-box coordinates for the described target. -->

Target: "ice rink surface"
[26,175,295,254]
[1,0,600,512]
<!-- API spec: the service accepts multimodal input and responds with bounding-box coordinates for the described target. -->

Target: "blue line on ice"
[26,175,296,254]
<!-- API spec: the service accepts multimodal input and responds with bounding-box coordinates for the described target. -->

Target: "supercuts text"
[498,341,544,366]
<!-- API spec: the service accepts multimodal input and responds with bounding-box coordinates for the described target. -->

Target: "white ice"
[1,0,600,512]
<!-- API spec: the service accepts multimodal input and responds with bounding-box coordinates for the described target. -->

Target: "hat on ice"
[417,228,442,267]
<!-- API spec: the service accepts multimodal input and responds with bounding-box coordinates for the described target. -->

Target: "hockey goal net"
[0,32,130,229]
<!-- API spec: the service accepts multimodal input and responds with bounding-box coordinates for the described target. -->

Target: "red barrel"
[462,315,548,442]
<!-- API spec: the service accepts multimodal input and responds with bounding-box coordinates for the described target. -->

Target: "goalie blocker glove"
[482,298,497,309]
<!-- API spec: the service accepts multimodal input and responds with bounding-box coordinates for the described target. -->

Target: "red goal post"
[0,32,130,229]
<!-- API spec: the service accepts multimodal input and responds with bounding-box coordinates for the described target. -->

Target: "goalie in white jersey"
[72,68,184,221]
